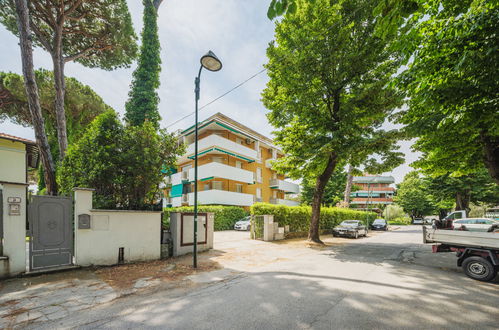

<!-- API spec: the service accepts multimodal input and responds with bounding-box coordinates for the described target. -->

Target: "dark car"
[333,220,367,239]
[371,218,388,231]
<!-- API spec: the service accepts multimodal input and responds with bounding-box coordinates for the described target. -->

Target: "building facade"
[165,113,300,208]
[350,175,395,211]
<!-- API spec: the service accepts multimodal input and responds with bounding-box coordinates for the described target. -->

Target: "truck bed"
[423,226,499,250]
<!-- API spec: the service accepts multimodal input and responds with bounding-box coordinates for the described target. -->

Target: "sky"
[0,0,418,183]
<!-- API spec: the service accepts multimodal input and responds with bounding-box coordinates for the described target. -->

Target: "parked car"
[451,218,499,232]
[234,216,251,231]
[371,218,388,231]
[333,220,367,239]
[412,218,424,225]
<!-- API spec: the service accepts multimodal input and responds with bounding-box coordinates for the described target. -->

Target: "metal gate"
[29,195,73,271]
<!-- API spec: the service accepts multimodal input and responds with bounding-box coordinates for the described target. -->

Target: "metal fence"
[250,215,264,240]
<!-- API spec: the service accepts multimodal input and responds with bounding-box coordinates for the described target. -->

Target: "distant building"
[164,113,300,209]
[350,175,395,211]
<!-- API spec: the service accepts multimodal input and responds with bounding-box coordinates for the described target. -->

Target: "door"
[29,195,73,271]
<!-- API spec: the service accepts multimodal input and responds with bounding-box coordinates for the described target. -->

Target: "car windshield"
[373,219,385,224]
[340,221,359,226]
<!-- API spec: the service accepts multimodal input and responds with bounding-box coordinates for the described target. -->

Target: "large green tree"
[397,0,499,183]
[394,172,436,219]
[58,111,184,209]
[262,0,404,242]
[124,0,163,128]
[301,170,349,207]
[0,0,137,158]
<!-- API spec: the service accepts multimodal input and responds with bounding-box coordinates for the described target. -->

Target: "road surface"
[33,226,499,329]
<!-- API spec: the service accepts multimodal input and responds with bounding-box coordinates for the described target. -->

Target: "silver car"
[234,216,251,231]
[452,218,499,232]
[333,220,367,239]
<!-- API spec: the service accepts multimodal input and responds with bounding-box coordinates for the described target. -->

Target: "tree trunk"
[14,0,57,195]
[455,190,471,213]
[480,132,499,185]
[309,153,337,243]
[343,164,353,206]
[52,47,68,158]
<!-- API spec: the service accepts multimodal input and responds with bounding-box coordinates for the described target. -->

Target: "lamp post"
[193,51,222,268]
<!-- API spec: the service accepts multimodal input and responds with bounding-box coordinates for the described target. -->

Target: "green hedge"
[250,203,376,232]
[388,216,412,226]
[163,205,248,231]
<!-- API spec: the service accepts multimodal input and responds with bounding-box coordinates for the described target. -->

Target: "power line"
[166,68,267,129]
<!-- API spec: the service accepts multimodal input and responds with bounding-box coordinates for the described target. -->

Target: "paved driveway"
[26,227,499,329]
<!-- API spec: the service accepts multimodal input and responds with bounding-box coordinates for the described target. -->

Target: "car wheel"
[462,256,497,282]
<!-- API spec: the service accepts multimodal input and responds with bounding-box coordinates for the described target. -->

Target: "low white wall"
[0,184,27,278]
[74,189,162,267]
[170,212,214,257]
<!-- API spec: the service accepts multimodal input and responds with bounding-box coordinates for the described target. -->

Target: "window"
[256,188,262,199]
[182,164,192,172]
[236,137,244,145]
[212,181,223,190]
[236,184,243,193]
[273,190,277,198]
[212,156,224,164]
[204,184,210,191]
[256,168,262,183]
[235,161,242,169]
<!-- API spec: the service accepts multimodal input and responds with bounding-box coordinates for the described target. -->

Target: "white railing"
[188,162,254,184]
[188,189,254,207]
[270,198,300,206]
[171,172,183,186]
[185,135,258,161]
[269,179,300,194]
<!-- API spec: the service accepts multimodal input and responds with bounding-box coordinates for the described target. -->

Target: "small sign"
[9,203,21,216]
[7,197,21,203]
[78,214,91,229]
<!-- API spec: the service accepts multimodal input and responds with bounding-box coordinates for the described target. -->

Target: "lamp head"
[200,50,222,72]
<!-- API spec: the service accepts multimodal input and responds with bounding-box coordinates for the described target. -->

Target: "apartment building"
[164,113,300,209]
[350,175,395,210]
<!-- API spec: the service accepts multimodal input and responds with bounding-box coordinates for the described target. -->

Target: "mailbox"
[78,214,91,229]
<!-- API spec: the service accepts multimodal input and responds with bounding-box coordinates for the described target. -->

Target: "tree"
[0,0,137,158]
[58,111,184,209]
[382,204,406,222]
[424,169,499,213]
[397,0,499,183]
[301,170,350,206]
[394,172,435,219]
[262,0,404,243]
[124,0,162,128]
[12,0,57,195]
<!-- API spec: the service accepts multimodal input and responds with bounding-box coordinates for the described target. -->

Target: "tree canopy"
[394,172,436,219]
[262,0,404,242]
[58,111,184,209]
[397,0,499,183]
[125,0,162,128]
[301,170,350,207]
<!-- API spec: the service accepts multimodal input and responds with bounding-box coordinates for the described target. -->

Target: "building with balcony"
[350,175,395,211]
[164,113,300,209]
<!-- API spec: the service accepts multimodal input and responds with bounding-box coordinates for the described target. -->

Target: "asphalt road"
[35,226,499,329]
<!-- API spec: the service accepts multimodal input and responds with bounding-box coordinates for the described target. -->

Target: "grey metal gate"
[29,195,73,271]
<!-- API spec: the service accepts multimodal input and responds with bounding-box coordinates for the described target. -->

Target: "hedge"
[163,205,248,231]
[250,203,376,232]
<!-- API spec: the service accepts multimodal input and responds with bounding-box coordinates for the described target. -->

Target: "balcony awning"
[170,184,183,197]
[187,147,255,163]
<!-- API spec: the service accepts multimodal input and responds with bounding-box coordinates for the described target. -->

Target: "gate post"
[73,188,94,266]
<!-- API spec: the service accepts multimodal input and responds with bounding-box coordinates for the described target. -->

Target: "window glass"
[236,184,243,193]
[235,161,242,169]
[213,181,223,190]
[256,188,262,198]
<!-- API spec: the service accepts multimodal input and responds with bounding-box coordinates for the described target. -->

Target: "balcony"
[350,197,394,204]
[188,162,254,184]
[188,189,254,207]
[184,135,258,162]
[265,158,276,168]
[269,179,300,194]
[270,198,300,206]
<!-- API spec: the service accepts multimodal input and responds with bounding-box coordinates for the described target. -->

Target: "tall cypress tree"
[125,0,161,128]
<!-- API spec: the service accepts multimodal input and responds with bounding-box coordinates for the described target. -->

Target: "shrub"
[388,216,412,225]
[163,205,248,231]
[250,203,376,232]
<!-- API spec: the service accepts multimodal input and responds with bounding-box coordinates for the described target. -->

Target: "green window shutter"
[171,184,183,197]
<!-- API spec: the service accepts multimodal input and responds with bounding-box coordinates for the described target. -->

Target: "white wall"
[0,184,27,278]
[188,189,254,207]
[188,162,254,184]
[185,134,258,160]
[74,189,162,267]
[0,139,26,184]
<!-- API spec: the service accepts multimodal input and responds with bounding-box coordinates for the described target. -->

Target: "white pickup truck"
[423,226,499,282]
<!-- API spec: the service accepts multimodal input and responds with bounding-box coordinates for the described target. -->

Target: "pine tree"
[125,0,161,128]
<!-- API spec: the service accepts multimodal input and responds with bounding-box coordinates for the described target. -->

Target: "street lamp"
[193,51,222,268]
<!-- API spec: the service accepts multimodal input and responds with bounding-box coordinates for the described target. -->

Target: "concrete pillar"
[73,188,94,266]
[263,215,274,241]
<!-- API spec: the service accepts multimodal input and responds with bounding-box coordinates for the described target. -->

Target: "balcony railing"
[188,162,254,184]
[270,198,300,206]
[184,134,258,161]
[350,197,394,204]
[188,189,254,207]
[269,179,300,194]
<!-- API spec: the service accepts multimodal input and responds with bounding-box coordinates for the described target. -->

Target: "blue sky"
[0,0,418,183]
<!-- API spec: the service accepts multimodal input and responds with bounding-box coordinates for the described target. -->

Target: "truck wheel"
[462,256,496,282]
